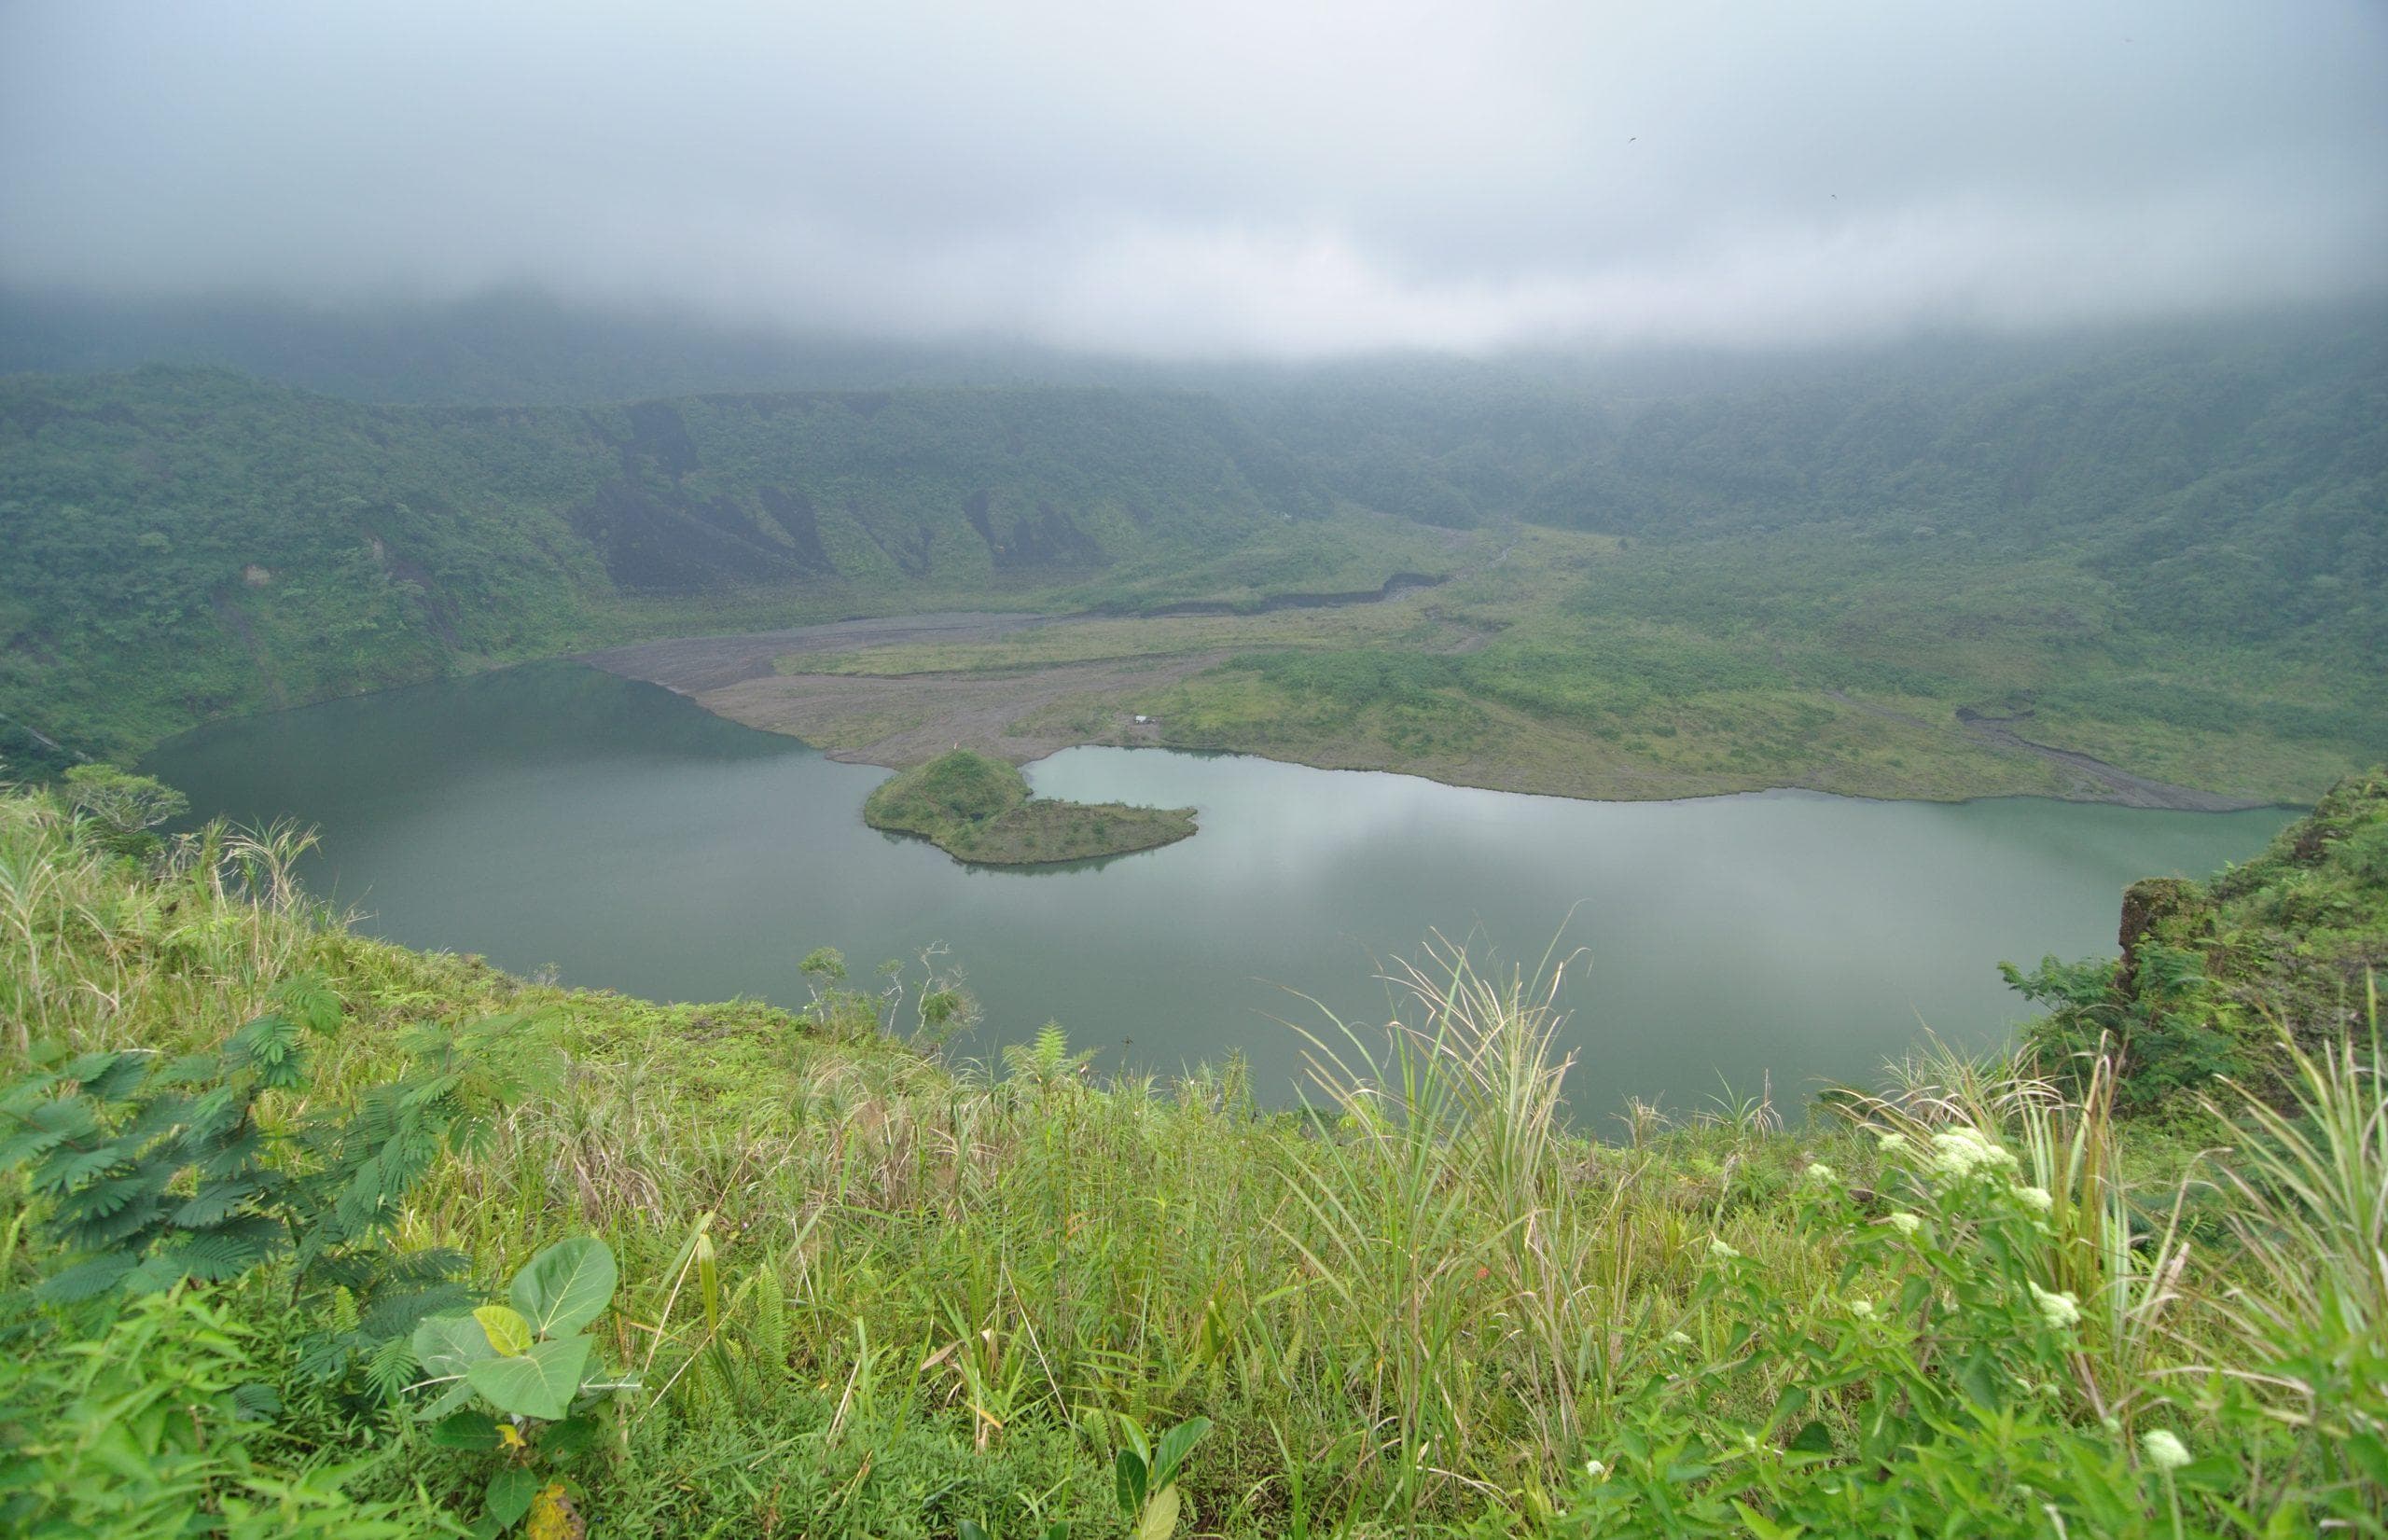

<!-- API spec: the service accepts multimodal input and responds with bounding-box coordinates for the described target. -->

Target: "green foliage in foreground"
[0,1286,431,1538]
[864,748,1197,865]
[412,1236,628,1536]
[2012,766,2388,1108]
[0,779,2381,1534]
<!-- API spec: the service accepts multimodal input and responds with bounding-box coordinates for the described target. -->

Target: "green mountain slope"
[3,305,2382,795]
[0,368,1349,760]
[1239,308,2388,670]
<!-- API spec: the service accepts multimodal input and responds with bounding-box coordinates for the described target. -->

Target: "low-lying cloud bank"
[4,1,2383,358]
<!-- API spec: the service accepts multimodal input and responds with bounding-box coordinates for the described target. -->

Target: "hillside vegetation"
[2014,766,2388,1109]
[0,772,2381,1535]
[863,748,1196,865]
[4,304,2384,804]
[0,368,1409,766]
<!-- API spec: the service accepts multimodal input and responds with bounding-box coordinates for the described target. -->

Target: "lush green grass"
[1,775,2382,1534]
[864,748,1197,865]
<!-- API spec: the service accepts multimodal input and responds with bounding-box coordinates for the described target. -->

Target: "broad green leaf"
[475,1304,534,1357]
[1731,1499,1804,1540]
[412,1312,497,1381]
[429,1410,502,1450]
[539,1415,601,1460]
[1132,1483,1180,1540]
[1787,1419,1835,1455]
[2338,1433,2388,1489]
[1957,1353,2002,1412]
[485,1466,539,1528]
[1116,1447,1146,1516]
[467,1335,592,1421]
[1151,1416,1211,1490]
[509,1237,617,1339]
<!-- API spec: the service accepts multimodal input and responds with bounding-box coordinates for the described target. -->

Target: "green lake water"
[145,661,2295,1121]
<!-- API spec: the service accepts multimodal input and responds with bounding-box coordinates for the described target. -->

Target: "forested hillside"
[0,369,1359,763]
[3,301,2382,793]
[1239,307,2388,667]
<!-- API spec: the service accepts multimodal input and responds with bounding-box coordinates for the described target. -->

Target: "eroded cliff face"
[2115,878,2212,990]
[2065,768,2388,1105]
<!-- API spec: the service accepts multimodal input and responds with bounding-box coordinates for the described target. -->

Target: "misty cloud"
[4,0,2383,357]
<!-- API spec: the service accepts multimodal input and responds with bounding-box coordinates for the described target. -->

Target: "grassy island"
[862,747,1196,864]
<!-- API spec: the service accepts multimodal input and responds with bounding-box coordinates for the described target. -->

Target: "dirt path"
[580,572,1484,770]
[584,528,1515,700]
[698,652,1225,768]
[1823,691,2270,811]
[1951,708,2271,812]
[581,612,1055,695]
[586,609,1241,767]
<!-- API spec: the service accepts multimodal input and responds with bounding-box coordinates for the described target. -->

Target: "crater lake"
[146,662,2294,1121]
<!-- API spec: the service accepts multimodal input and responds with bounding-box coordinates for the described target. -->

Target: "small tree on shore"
[62,765,188,855]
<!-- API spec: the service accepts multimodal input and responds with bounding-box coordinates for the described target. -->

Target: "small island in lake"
[862,749,1197,866]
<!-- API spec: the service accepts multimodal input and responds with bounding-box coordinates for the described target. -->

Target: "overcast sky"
[4,1,2384,357]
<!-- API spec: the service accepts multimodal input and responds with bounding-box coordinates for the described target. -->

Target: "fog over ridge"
[4,1,2383,359]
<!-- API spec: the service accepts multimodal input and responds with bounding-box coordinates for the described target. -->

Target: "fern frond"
[362,1331,419,1401]
[71,1051,153,1104]
[380,1246,470,1287]
[272,970,344,1034]
[172,1173,269,1228]
[751,1263,788,1374]
[30,1144,129,1195]
[169,1216,285,1280]
[358,1281,472,1341]
[33,1252,136,1303]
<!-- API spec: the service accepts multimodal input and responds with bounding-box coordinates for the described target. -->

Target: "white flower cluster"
[1805,1161,1838,1184]
[2028,1281,2080,1329]
[1886,1212,1922,1236]
[1929,1126,2020,1180]
[1709,1238,1742,1260]
[2016,1186,2054,1214]
[2142,1429,2190,1471]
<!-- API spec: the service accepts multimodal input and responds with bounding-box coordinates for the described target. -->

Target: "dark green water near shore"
[147,662,2294,1118]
